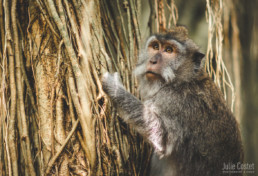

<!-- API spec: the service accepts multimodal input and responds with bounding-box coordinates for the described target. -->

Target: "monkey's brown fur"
[102,26,244,176]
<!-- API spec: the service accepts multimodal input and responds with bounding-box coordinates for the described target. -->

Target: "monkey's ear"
[193,52,205,71]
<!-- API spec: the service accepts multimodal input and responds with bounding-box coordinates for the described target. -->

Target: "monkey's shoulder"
[152,75,231,117]
[155,76,218,99]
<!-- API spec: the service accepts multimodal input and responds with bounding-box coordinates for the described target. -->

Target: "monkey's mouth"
[145,71,162,81]
[146,71,159,76]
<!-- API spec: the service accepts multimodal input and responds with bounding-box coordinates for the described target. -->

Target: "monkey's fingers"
[101,72,112,93]
[102,72,126,100]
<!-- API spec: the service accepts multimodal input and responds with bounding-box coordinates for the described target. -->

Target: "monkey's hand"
[102,72,124,99]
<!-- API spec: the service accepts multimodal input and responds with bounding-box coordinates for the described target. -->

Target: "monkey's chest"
[149,153,177,176]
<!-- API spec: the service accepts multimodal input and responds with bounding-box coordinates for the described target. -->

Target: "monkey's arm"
[102,72,165,155]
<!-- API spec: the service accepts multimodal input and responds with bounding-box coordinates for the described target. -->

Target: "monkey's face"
[135,35,191,84]
[134,28,205,99]
[135,32,205,87]
[144,36,181,82]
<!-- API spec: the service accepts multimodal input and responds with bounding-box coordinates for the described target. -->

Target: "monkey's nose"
[150,53,161,64]
[150,58,157,64]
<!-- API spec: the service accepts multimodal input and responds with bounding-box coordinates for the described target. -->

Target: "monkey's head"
[134,26,205,98]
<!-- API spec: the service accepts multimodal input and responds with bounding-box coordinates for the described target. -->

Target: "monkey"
[102,26,243,176]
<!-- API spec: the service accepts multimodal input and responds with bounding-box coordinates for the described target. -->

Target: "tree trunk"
[0,0,151,175]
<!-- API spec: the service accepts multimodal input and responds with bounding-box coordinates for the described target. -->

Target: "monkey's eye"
[165,46,173,53]
[152,43,159,50]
